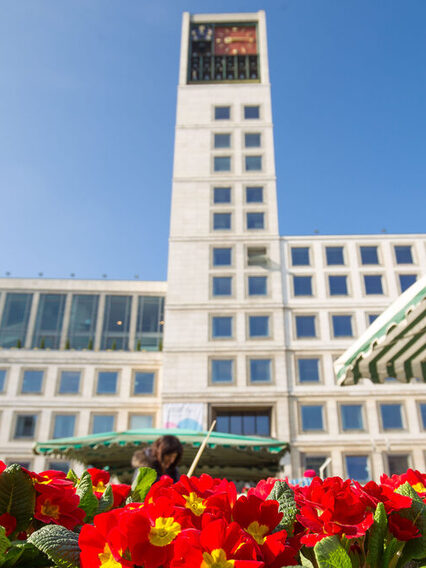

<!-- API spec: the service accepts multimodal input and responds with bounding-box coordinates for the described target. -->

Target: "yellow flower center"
[201,548,235,568]
[149,517,181,547]
[40,499,60,520]
[94,480,106,493]
[183,492,207,516]
[246,521,269,545]
[412,482,426,494]
[98,544,122,567]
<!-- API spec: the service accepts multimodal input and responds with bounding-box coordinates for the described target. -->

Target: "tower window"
[360,246,379,265]
[211,316,233,339]
[399,274,417,292]
[212,277,232,296]
[340,404,364,430]
[96,371,118,395]
[293,276,313,296]
[244,133,261,147]
[297,358,320,383]
[364,275,383,295]
[246,212,264,229]
[326,246,344,265]
[248,276,267,296]
[301,405,324,431]
[247,247,267,267]
[245,155,262,171]
[245,186,263,203]
[214,156,231,172]
[329,275,348,295]
[211,359,234,383]
[291,247,310,266]
[213,213,231,230]
[214,106,230,120]
[213,248,232,266]
[248,316,269,338]
[394,245,413,264]
[380,404,403,430]
[332,315,353,337]
[249,359,272,383]
[214,133,231,148]
[244,105,260,119]
[213,187,231,204]
[21,370,44,394]
[295,315,316,338]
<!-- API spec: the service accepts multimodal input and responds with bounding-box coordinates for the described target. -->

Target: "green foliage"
[15,339,21,349]
[366,501,387,567]
[395,483,426,566]
[0,465,35,534]
[128,467,157,504]
[314,536,352,568]
[97,484,114,514]
[0,541,52,567]
[0,526,11,557]
[267,480,297,537]
[39,337,46,349]
[65,470,79,485]
[64,339,70,350]
[299,551,316,567]
[382,537,402,568]
[28,525,80,568]
[87,338,93,350]
[75,472,98,521]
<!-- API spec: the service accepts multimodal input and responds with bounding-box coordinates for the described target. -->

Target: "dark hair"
[151,435,183,468]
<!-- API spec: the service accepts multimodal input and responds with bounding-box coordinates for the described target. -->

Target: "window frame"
[209,357,236,386]
[210,314,234,340]
[379,402,405,431]
[214,105,231,120]
[339,403,365,432]
[299,403,326,432]
[296,356,322,384]
[331,314,354,338]
[247,314,271,339]
[57,369,82,395]
[20,368,45,395]
[13,413,39,440]
[293,275,313,297]
[247,357,273,385]
[132,370,156,396]
[212,246,233,268]
[211,275,234,299]
[95,370,119,396]
[328,274,349,296]
[294,314,317,339]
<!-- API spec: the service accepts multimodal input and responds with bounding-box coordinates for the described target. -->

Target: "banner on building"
[163,403,204,431]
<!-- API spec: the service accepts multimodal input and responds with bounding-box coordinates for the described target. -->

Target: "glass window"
[212,277,232,296]
[297,359,320,383]
[419,403,426,429]
[0,293,33,348]
[368,314,380,324]
[303,455,330,476]
[212,317,232,339]
[213,213,231,230]
[293,276,312,296]
[213,187,231,203]
[67,295,99,349]
[215,410,270,436]
[360,246,379,265]
[364,275,383,295]
[380,404,403,430]
[326,246,344,265]
[249,316,269,337]
[213,248,232,266]
[249,359,271,383]
[244,133,261,147]
[248,276,267,296]
[0,369,6,392]
[135,296,164,351]
[247,247,267,267]
[291,247,310,266]
[133,372,155,395]
[14,415,37,438]
[92,415,114,434]
[32,294,66,349]
[246,212,264,229]
[58,371,80,394]
[295,315,316,338]
[245,155,262,171]
[214,156,231,172]
[245,186,263,203]
[215,106,230,120]
[341,405,363,430]
[214,133,230,148]
[53,415,75,439]
[96,371,118,395]
[345,455,370,481]
[399,274,417,292]
[394,246,413,264]
[129,415,153,430]
[244,105,260,119]
[21,370,43,394]
[211,359,234,383]
[329,275,348,295]
[101,296,131,350]
[301,405,324,431]
[332,315,353,337]
[47,461,69,473]
[387,454,409,476]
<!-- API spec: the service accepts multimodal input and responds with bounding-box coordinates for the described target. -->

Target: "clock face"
[214,25,257,56]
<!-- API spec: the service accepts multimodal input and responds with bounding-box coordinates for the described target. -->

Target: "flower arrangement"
[0,459,425,567]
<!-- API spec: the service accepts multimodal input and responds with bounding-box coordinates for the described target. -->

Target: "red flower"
[381,469,426,499]
[388,513,421,541]
[0,461,6,473]
[0,513,16,536]
[88,468,111,496]
[356,481,412,514]
[247,478,280,500]
[32,469,74,490]
[233,494,283,544]
[111,483,131,507]
[35,485,85,529]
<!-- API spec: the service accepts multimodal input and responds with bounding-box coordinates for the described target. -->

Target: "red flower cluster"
[88,467,131,507]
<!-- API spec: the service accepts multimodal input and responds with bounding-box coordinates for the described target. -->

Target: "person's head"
[131,449,146,468]
[151,435,183,471]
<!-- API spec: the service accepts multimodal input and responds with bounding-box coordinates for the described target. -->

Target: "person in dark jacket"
[131,435,183,483]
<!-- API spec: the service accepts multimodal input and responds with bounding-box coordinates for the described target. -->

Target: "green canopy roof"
[34,428,289,482]
[335,275,426,385]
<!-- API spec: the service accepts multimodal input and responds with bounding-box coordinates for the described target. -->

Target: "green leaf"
[28,525,80,568]
[75,471,98,520]
[382,537,402,568]
[128,467,157,504]
[395,483,426,564]
[0,525,11,557]
[65,470,79,485]
[299,551,315,568]
[0,465,35,533]
[366,501,387,567]
[0,541,50,568]
[314,536,352,568]
[97,484,114,514]
[266,480,297,537]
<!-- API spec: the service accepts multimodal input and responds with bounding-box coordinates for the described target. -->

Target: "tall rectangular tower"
[163,12,289,444]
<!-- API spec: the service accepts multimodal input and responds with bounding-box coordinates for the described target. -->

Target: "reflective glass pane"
[213,213,231,230]
[213,248,231,266]
[332,315,353,337]
[256,414,270,436]
[101,296,131,350]
[53,415,75,438]
[213,187,231,203]
[215,106,230,119]
[298,359,320,383]
[346,455,370,481]
[92,415,114,434]
[97,372,118,394]
[368,314,379,324]
[212,277,232,296]
[245,155,262,171]
[133,372,155,394]
[293,276,312,296]
[326,246,344,265]
[129,415,153,429]
[0,293,32,348]
[32,294,66,349]
[21,370,43,393]
[135,296,164,351]
[360,246,379,264]
[399,274,417,292]
[304,456,329,476]
[380,404,403,430]
[248,276,267,296]
[341,405,363,430]
[387,455,409,475]
[216,415,229,432]
[67,295,99,349]
[329,275,348,295]
[48,461,69,473]
[295,316,316,338]
[291,247,310,266]
[15,415,36,438]
[301,406,323,430]
[249,359,271,382]
[245,186,263,202]
[243,414,256,435]
[230,415,243,435]
[249,316,269,337]
[59,371,80,394]
[394,246,413,264]
[214,133,230,148]
[214,156,231,172]
[212,317,232,338]
[244,106,260,119]
[364,275,383,295]
[244,133,261,147]
[0,369,6,392]
[420,404,426,429]
[211,360,233,383]
[247,212,264,229]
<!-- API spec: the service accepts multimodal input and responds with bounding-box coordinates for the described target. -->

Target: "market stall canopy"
[335,275,426,385]
[34,428,289,482]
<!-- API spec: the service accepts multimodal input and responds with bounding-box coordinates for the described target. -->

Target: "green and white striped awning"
[335,275,426,385]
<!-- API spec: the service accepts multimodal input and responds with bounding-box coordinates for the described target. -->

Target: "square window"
[326,246,344,265]
[0,369,6,392]
[214,133,231,148]
[332,315,353,337]
[295,315,316,338]
[291,247,310,266]
[293,276,312,296]
[212,277,232,296]
[387,454,409,476]
[360,246,379,265]
[215,106,230,120]
[211,359,234,383]
[92,415,114,434]
[245,155,262,171]
[213,213,231,230]
[244,133,261,147]
[48,461,70,473]
[244,105,260,119]
[341,405,363,430]
[364,275,383,295]
[58,371,80,394]
[246,212,264,229]
[297,358,320,383]
[394,245,413,264]
[213,248,232,266]
[368,314,380,325]
[214,156,231,172]
[133,372,155,395]
[248,276,267,296]
[247,247,267,267]
[303,455,330,477]
[249,359,271,383]
[301,405,324,431]
[212,316,233,339]
[245,186,263,203]
[329,275,348,295]
[130,414,153,429]
[399,274,417,292]
[380,404,403,430]
[53,415,76,439]
[213,187,231,203]
[419,403,426,429]
[345,455,371,481]
[14,415,37,438]
[249,316,269,338]
[21,370,43,394]
[96,371,118,395]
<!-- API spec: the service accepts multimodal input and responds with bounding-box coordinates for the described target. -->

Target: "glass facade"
[0,293,32,348]
[32,294,66,349]
[135,296,164,351]
[67,295,99,349]
[101,296,132,350]
[215,410,270,436]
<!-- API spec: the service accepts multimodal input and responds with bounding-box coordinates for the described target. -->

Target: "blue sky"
[1,1,425,281]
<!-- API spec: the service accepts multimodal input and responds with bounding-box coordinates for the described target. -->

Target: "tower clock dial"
[214,25,257,55]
